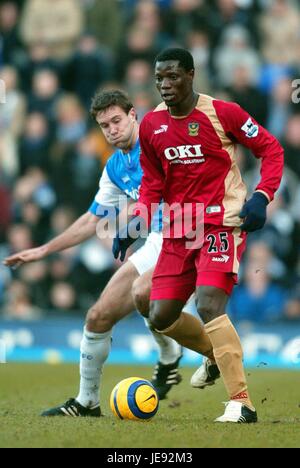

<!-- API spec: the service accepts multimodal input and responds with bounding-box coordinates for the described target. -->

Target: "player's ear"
[188,69,195,80]
[129,108,137,122]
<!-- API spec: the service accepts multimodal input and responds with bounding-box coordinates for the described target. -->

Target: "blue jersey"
[89,139,162,232]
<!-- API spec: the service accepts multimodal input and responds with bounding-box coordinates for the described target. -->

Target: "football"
[110,377,159,421]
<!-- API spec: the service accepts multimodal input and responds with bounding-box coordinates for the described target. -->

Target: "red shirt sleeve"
[214,100,284,202]
[134,116,165,226]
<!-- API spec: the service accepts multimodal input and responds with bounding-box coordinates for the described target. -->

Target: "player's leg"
[149,298,215,357]
[132,268,182,365]
[133,274,218,390]
[146,237,217,358]
[133,273,217,364]
[132,269,183,399]
[195,283,257,423]
[41,260,139,417]
[76,260,141,409]
[185,295,220,390]
[194,226,257,423]
[129,233,184,399]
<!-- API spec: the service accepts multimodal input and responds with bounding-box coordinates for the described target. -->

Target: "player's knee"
[86,304,114,333]
[196,288,224,324]
[132,277,150,317]
[149,302,174,331]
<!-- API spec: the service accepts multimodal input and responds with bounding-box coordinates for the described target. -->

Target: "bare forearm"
[45,212,98,255]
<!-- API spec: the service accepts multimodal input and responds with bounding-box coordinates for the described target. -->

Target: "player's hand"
[112,216,147,262]
[239,192,269,232]
[112,235,133,262]
[3,245,48,269]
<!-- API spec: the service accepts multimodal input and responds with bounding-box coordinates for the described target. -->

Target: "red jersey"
[134,94,284,229]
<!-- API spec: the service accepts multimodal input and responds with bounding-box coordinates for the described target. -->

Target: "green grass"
[0,364,299,448]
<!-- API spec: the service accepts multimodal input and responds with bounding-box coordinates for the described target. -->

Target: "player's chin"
[111,139,126,148]
[162,97,177,107]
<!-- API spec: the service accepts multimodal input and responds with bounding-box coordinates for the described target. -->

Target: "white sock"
[76,327,112,408]
[144,318,182,365]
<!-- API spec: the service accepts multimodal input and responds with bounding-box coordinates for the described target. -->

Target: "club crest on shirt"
[188,122,199,136]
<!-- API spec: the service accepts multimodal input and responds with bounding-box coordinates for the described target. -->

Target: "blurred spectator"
[0,1,23,66]
[52,135,101,211]
[229,241,288,323]
[207,0,258,49]
[0,183,12,241]
[129,0,170,50]
[19,44,61,94]
[84,0,123,51]
[0,261,11,306]
[0,66,25,136]
[0,66,25,181]
[18,260,49,308]
[130,90,157,120]
[257,0,300,95]
[28,69,62,127]
[55,95,87,145]
[62,33,113,109]
[186,28,211,94]
[225,64,268,126]
[2,280,42,320]
[19,202,49,246]
[19,112,51,175]
[20,0,84,60]
[13,168,56,214]
[285,283,300,321]
[213,24,261,88]
[163,0,208,45]
[259,0,300,66]
[48,206,76,239]
[115,26,160,81]
[283,114,300,178]
[266,77,295,140]
[243,165,299,279]
[49,282,78,311]
[124,59,158,106]
[6,224,33,255]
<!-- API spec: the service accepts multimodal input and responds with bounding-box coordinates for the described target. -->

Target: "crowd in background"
[0,0,299,323]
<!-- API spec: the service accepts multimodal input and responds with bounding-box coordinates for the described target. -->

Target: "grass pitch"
[0,363,299,448]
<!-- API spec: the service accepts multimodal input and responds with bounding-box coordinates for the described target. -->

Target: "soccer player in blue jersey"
[4,90,218,417]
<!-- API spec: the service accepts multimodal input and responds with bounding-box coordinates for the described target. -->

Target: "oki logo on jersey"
[164,145,204,162]
[241,118,259,138]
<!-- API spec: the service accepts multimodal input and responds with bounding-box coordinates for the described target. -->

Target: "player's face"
[96,106,137,150]
[155,61,194,107]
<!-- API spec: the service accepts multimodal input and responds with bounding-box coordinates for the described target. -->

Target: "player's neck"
[168,91,199,117]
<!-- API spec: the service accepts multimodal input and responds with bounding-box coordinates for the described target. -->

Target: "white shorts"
[129,231,197,315]
[128,231,163,275]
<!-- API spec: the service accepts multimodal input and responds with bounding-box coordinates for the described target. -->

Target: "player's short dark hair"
[155,48,194,72]
[90,89,133,119]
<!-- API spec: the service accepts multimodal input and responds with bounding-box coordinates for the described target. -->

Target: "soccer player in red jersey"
[113,48,284,423]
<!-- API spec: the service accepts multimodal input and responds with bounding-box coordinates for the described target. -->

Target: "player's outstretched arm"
[3,211,99,268]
